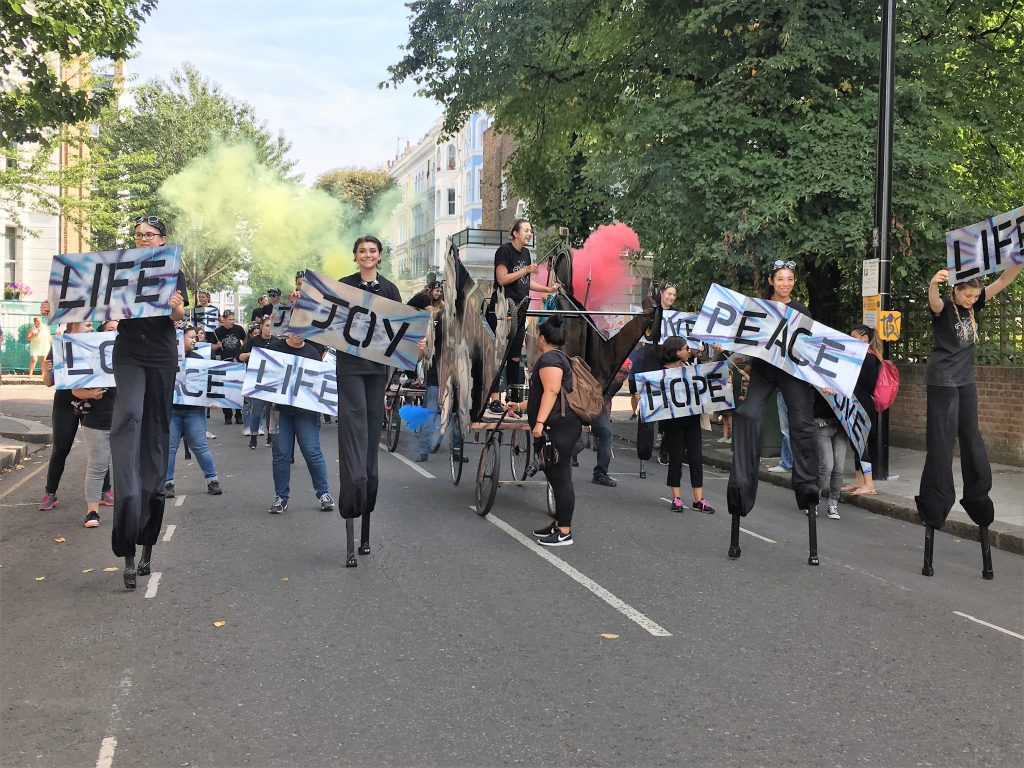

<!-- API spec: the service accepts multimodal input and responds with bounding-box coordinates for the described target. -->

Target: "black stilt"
[359,513,371,555]
[123,556,136,590]
[922,524,934,577]
[980,526,994,580]
[137,544,153,576]
[639,460,647,479]
[728,514,742,559]
[807,506,819,566]
[345,519,357,568]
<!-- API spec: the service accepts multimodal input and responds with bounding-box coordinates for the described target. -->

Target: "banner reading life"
[241,347,338,416]
[690,284,867,398]
[818,387,871,458]
[634,361,735,423]
[51,331,118,389]
[173,360,246,409]
[286,271,429,371]
[46,245,183,323]
[945,205,1024,284]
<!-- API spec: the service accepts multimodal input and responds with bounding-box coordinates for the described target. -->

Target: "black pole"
[871,0,896,481]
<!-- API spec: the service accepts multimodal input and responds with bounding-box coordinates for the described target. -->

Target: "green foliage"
[0,0,156,143]
[390,1,1024,326]
[314,167,396,215]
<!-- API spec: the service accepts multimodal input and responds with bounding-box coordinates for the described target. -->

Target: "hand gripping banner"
[817,387,871,458]
[241,347,338,416]
[634,361,735,423]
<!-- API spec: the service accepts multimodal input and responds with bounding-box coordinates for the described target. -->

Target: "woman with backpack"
[841,325,882,496]
[509,315,582,546]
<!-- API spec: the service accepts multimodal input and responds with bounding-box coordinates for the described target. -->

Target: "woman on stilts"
[917,263,1022,579]
[335,235,402,567]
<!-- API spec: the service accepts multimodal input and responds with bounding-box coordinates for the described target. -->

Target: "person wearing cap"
[212,309,247,425]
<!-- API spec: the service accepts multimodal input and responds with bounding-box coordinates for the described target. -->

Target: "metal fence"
[889,295,1024,366]
[0,300,48,374]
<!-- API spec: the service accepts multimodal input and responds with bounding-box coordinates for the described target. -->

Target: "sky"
[127,0,443,183]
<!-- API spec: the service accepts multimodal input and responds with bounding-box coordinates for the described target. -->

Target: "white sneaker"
[257,428,266,435]
[206,431,217,439]
[243,428,252,436]
[767,465,789,474]
[827,506,841,519]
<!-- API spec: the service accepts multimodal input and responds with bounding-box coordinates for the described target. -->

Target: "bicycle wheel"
[450,412,464,485]
[509,428,532,482]
[385,392,402,452]
[475,433,500,516]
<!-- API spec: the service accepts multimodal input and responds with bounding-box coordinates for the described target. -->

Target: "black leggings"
[336,373,387,524]
[540,414,583,528]
[487,307,527,394]
[663,416,703,490]
[45,398,79,495]
[915,384,993,529]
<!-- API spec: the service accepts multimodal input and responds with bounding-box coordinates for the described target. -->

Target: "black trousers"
[337,373,387,522]
[663,416,703,490]
[110,364,176,558]
[727,361,819,515]
[915,384,993,529]
[486,308,527,394]
[45,399,80,495]
[540,414,583,528]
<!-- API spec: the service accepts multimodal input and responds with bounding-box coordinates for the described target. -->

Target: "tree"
[389,1,1024,324]
[0,0,157,144]
[314,167,396,215]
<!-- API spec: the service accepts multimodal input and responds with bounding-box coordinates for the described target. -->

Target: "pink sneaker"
[39,493,58,511]
[99,490,114,507]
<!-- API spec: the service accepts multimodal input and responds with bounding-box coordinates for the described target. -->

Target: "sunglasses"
[771,260,797,271]
[360,279,381,292]
[132,215,166,235]
[661,281,677,289]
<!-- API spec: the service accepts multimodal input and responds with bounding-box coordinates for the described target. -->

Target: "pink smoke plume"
[533,223,640,308]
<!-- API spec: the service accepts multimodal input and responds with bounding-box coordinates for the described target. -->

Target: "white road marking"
[481,509,672,637]
[838,561,910,592]
[0,461,47,501]
[162,524,176,542]
[953,611,1024,641]
[144,572,162,599]
[96,672,131,768]
[388,451,435,479]
[95,737,117,768]
[740,528,777,544]
[174,496,185,507]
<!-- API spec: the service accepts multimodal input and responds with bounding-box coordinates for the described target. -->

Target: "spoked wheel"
[475,433,501,516]
[449,412,464,485]
[385,392,402,452]
[509,429,532,482]
[546,481,556,518]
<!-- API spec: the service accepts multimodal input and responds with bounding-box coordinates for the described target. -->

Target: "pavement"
[1,398,1021,767]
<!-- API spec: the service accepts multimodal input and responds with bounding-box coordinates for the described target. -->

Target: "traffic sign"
[862,294,881,327]
[877,311,902,341]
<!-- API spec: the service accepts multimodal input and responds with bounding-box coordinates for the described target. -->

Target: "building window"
[3,226,17,284]
[447,188,456,216]
[447,144,456,170]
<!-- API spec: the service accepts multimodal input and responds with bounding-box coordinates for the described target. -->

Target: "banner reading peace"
[690,284,867,398]
[51,331,117,389]
[945,205,1024,284]
[241,347,338,416]
[46,245,183,323]
[634,361,735,423]
[173,360,246,409]
[286,271,429,370]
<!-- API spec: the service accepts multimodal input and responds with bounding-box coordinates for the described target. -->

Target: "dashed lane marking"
[162,524,176,542]
[144,572,162,599]
[387,451,435,479]
[953,611,1024,641]
[739,528,777,544]
[174,496,185,507]
[0,461,48,501]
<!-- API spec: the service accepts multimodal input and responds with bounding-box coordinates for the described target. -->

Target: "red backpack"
[872,354,900,412]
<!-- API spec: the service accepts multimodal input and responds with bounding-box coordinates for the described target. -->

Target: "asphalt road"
[1,414,1022,768]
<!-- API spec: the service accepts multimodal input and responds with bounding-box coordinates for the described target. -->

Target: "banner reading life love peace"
[690,284,867,398]
[633,306,702,350]
[945,205,1024,284]
[51,331,118,389]
[634,361,735,423]
[286,271,429,371]
[818,387,871,458]
[173,359,246,409]
[241,347,338,416]
[46,245,183,323]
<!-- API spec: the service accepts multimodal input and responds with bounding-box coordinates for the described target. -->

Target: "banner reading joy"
[46,245,183,323]
[818,387,871,459]
[634,361,735,423]
[51,331,118,389]
[690,284,867,398]
[270,303,293,334]
[173,360,246,409]
[945,205,1024,284]
[241,347,338,416]
[286,271,429,371]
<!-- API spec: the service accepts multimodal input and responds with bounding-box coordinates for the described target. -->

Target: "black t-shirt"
[527,350,576,427]
[927,290,986,387]
[494,242,532,305]
[268,336,324,363]
[408,293,442,386]
[112,273,189,369]
[335,273,402,377]
[80,388,116,430]
[213,324,247,360]
[241,335,273,360]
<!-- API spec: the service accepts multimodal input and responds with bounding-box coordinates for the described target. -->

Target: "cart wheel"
[450,413,464,485]
[385,392,402,452]
[475,433,500,516]
[546,481,556,518]
[509,429,532,482]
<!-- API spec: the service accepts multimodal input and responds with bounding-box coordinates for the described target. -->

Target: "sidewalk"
[607,396,1024,555]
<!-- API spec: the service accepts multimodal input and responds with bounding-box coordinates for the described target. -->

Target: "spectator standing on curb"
[27,317,51,378]
[841,325,881,496]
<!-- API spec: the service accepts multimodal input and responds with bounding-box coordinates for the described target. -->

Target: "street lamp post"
[871,0,897,481]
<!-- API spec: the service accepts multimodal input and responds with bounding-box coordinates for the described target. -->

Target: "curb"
[0,415,51,445]
[609,427,1024,556]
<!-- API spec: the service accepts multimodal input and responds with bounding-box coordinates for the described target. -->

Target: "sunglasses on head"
[132,215,166,234]
[360,279,381,292]
[661,281,676,289]
[771,260,797,271]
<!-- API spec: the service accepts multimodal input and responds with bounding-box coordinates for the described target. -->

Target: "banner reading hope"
[51,331,117,389]
[286,271,429,371]
[173,360,246,409]
[46,245,183,323]
[945,205,1024,284]
[241,347,338,416]
[634,361,734,423]
[690,284,867,398]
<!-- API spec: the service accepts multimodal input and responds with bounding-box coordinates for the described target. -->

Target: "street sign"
[877,311,902,341]
[862,258,880,296]
[862,294,881,328]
